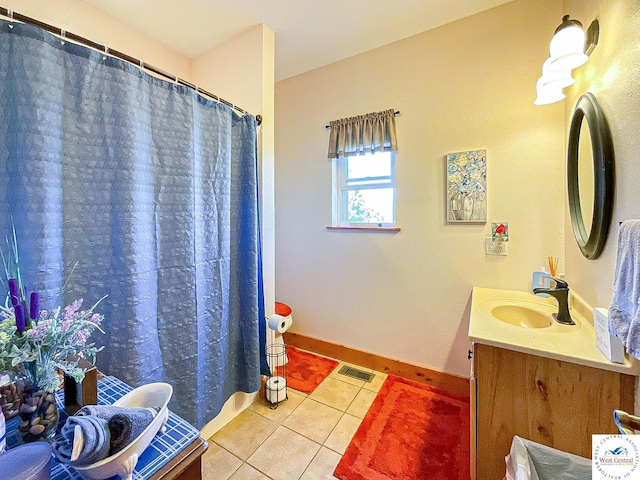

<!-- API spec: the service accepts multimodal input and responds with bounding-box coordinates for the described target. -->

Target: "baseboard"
[283,332,470,397]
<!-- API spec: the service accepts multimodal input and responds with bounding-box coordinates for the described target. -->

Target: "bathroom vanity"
[468,287,640,480]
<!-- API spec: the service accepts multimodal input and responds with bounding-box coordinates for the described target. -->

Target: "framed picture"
[446,150,487,223]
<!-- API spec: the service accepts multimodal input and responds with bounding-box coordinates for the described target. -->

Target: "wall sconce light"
[541,58,575,89]
[548,16,589,71]
[534,15,599,105]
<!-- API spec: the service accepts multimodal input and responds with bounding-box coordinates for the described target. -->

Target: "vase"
[0,372,24,420]
[17,381,59,442]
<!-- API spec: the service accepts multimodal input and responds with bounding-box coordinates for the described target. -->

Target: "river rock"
[20,404,37,414]
[29,424,45,435]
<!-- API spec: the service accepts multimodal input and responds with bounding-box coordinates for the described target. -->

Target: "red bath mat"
[276,346,338,394]
[334,374,470,480]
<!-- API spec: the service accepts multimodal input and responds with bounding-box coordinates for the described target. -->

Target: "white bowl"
[72,382,172,480]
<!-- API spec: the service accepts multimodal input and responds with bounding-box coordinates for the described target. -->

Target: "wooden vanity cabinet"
[471,343,636,480]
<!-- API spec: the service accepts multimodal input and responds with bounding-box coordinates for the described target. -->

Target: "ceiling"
[79,0,514,81]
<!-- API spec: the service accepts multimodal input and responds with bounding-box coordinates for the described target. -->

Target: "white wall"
[275,0,565,378]
[562,0,640,309]
[192,25,268,115]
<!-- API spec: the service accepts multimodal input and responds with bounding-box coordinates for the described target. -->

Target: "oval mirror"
[567,92,614,260]
[577,118,594,234]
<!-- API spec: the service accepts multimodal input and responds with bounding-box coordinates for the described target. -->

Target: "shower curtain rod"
[0,6,262,126]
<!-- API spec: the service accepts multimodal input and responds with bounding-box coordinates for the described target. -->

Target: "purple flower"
[14,304,25,333]
[8,278,19,307]
[35,320,52,333]
[75,330,88,344]
[89,314,101,324]
[69,299,83,312]
[25,320,51,339]
[63,299,83,320]
[30,292,39,320]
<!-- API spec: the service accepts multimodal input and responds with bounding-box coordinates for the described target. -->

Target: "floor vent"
[338,365,375,383]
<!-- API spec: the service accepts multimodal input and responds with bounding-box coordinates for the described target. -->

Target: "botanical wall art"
[446,150,487,223]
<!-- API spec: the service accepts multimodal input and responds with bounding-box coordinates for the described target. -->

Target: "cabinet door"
[474,343,635,480]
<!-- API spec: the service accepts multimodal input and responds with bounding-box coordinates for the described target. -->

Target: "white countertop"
[469,287,640,376]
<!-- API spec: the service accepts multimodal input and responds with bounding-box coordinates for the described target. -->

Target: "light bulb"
[548,21,588,71]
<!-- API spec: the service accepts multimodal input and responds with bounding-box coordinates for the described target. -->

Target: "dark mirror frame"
[567,92,614,260]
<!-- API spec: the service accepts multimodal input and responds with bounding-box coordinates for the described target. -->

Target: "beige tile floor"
[202,352,388,480]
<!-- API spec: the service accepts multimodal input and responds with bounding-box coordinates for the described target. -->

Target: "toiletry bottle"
[532,267,550,297]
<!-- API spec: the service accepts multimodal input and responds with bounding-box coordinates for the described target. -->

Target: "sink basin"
[477,294,580,333]
[491,305,552,328]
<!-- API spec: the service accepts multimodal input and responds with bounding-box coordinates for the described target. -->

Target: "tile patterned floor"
[202,352,388,480]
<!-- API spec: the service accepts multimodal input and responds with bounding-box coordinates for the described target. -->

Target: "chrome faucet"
[532,277,574,325]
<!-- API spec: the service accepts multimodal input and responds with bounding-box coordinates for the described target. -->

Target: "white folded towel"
[609,220,640,358]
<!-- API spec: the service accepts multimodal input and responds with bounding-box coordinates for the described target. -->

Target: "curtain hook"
[7,9,14,28]
[102,43,108,61]
[60,28,66,45]
[139,59,144,69]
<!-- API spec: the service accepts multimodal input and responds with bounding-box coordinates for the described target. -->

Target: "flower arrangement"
[0,226,106,393]
[0,298,105,393]
[0,225,106,440]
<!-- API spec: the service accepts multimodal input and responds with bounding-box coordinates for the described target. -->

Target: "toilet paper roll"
[266,376,287,404]
[268,314,292,333]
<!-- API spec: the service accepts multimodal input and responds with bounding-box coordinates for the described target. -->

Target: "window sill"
[326,226,401,232]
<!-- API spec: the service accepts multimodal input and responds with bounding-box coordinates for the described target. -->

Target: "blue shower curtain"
[0,19,266,427]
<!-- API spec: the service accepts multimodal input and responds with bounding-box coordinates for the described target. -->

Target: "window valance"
[327,109,398,158]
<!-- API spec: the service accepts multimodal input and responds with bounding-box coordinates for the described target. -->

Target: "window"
[333,151,396,227]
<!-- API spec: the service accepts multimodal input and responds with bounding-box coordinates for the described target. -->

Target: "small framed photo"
[492,222,509,241]
[446,150,487,223]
